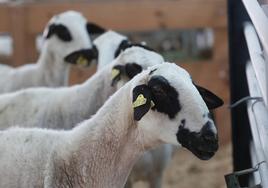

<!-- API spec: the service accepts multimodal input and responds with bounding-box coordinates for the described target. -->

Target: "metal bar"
[246,61,268,188]
[242,0,268,54]
[242,0,268,106]
[244,22,268,105]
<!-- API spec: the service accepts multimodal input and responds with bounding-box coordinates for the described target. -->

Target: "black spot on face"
[176,123,218,160]
[114,39,156,58]
[45,24,73,42]
[125,63,142,79]
[148,76,181,119]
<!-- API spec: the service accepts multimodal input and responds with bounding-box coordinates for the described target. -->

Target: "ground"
[134,143,232,188]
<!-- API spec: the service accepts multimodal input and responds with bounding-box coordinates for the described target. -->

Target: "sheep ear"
[194,84,224,109]
[86,22,106,34]
[64,47,98,66]
[132,85,153,121]
[45,24,72,42]
[111,65,124,86]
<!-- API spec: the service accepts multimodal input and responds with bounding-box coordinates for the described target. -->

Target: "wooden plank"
[10,5,27,66]
[0,4,10,32]
[244,22,268,105]
[24,0,227,35]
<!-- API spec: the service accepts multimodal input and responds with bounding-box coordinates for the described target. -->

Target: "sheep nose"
[200,121,217,142]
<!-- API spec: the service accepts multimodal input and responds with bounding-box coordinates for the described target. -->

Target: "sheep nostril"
[202,133,216,142]
[201,121,217,142]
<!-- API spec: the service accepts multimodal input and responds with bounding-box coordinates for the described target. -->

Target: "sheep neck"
[71,63,117,122]
[37,45,70,87]
[53,85,144,188]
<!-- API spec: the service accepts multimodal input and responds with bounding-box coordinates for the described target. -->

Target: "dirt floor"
[133,143,232,188]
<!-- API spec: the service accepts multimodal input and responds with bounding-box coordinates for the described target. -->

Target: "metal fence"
[243,0,268,187]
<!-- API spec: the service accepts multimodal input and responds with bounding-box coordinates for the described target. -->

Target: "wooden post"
[213,28,230,145]
[10,4,27,66]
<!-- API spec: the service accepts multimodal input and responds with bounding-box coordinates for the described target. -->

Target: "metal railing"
[243,0,268,187]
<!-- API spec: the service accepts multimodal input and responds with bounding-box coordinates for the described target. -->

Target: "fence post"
[10,4,27,66]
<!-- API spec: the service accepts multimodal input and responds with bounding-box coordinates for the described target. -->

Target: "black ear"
[114,40,155,58]
[45,24,72,42]
[86,22,106,34]
[133,85,153,121]
[125,63,142,79]
[194,84,224,109]
[64,47,98,66]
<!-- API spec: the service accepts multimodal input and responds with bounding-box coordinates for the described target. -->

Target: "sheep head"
[130,63,223,160]
[42,10,105,66]
[110,46,164,88]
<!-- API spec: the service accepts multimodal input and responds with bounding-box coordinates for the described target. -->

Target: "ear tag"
[133,94,147,108]
[112,68,120,80]
[77,56,88,66]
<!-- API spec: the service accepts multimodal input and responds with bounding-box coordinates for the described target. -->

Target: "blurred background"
[0,0,230,187]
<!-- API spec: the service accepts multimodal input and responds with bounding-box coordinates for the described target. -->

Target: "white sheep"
[0,62,222,188]
[94,32,174,188]
[0,46,164,130]
[0,10,104,94]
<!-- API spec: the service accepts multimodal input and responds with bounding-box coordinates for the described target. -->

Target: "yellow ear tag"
[77,56,88,66]
[133,94,147,108]
[112,68,120,79]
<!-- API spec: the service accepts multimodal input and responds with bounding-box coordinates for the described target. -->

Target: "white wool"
[0,63,217,188]
[0,11,92,94]
[0,47,164,130]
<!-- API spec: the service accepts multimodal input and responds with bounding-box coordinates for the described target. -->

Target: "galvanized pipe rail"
[243,0,268,187]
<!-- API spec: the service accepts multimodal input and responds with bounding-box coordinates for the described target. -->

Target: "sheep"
[0,46,164,130]
[0,62,223,188]
[93,31,174,188]
[94,31,218,188]
[0,10,105,94]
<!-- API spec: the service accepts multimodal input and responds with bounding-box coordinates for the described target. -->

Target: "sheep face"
[110,46,164,88]
[93,31,128,69]
[131,63,223,160]
[93,30,128,58]
[43,11,105,66]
